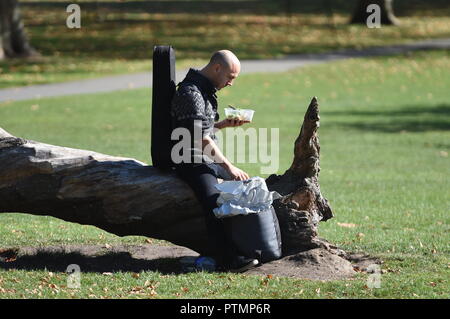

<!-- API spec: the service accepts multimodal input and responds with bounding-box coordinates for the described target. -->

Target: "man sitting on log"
[170,50,259,272]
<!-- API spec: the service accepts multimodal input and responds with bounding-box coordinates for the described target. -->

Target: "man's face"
[213,63,240,90]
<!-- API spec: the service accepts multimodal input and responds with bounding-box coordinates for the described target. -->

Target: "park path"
[1,38,449,102]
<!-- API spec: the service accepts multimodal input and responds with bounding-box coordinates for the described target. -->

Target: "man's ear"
[213,63,222,74]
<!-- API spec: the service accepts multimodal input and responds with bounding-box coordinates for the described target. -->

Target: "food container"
[224,107,255,122]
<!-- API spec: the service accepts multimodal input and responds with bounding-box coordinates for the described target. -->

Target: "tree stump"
[0,97,333,257]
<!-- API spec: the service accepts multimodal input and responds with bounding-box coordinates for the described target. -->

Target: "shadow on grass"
[322,104,450,133]
[20,0,351,15]
[20,0,450,16]
[0,246,196,274]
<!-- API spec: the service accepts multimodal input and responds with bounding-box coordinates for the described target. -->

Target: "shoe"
[228,256,259,273]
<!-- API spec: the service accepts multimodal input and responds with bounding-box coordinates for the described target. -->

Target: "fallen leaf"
[337,222,357,228]
[131,286,143,292]
[148,288,158,296]
[5,256,17,263]
[0,248,19,263]
[260,278,269,286]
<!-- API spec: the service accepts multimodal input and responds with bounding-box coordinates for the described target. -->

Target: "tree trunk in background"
[350,0,399,25]
[282,0,293,17]
[0,0,37,59]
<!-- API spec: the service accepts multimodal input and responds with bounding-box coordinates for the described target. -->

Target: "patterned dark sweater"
[170,69,220,165]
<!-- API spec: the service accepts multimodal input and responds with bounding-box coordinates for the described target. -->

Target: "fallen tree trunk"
[0,97,333,256]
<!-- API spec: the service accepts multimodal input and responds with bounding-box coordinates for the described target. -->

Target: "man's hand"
[224,163,250,181]
[202,136,250,181]
[215,118,250,129]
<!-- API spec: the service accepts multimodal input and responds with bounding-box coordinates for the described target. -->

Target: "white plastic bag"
[212,176,282,218]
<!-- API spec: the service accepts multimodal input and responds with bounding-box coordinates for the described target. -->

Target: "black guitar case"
[151,46,176,170]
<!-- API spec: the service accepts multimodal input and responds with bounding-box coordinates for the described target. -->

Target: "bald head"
[209,50,240,70]
[201,50,241,90]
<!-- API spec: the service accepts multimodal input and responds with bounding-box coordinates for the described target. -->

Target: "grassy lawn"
[1,1,450,88]
[0,50,449,298]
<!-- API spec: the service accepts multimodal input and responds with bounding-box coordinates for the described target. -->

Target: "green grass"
[1,3,450,88]
[0,50,449,298]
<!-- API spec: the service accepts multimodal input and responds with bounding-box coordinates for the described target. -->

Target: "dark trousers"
[175,162,236,266]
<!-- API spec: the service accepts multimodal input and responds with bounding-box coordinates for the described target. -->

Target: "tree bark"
[350,0,399,26]
[0,0,37,59]
[0,98,333,256]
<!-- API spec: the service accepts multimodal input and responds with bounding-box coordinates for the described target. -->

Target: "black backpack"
[228,206,282,263]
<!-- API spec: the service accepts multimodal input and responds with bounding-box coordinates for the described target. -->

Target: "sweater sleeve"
[171,86,214,139]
